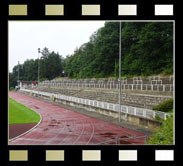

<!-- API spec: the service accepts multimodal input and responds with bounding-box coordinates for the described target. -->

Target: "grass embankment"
[9,98,41,125]
[147,114,173,145]
[147,98,174,145]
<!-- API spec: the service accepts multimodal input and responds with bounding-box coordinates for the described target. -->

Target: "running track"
[9,92,145,145]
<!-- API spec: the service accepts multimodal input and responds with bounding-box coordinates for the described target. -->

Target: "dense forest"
[9,22,173,88]
[64,22,173,78]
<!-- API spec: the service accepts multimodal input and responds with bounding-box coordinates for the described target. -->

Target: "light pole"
[18,61,20,85]
[115,59,117,78]
[119,21,122,122]
[17,61,24,89]
[38,48,41,93]
[80,67,82,79]
[17,61,21,87]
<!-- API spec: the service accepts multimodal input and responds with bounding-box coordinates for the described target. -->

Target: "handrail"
[20,88,168,120]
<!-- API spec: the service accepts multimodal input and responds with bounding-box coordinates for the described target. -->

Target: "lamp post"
[17,61,24,89]
[38,48,41,93]
[18,61,20,85]
[119,21,122,122]
[115,59,117,78]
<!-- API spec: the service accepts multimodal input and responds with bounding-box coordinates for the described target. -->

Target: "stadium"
[9,21,174,145]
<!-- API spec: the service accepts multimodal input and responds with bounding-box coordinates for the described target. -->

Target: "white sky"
[9,21,105,72]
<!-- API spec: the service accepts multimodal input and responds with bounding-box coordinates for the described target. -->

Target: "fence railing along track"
[20,88,168,120]
[96,135,147,145]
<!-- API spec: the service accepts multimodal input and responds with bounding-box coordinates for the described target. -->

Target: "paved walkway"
[9,92,145,145]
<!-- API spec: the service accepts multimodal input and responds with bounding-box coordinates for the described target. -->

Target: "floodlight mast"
[38,48,41,93]
[119,21,122,122]
[18,61,20,84]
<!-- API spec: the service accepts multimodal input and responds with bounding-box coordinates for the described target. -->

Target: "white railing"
[39,82,174,92]
[20,88,168,120]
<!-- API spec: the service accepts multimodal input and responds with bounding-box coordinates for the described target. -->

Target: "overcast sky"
[9,21,105,72]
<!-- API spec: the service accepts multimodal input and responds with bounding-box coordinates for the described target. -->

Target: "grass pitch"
[9,98,41,125]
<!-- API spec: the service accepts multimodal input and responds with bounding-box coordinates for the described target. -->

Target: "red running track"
[9,92,145,145]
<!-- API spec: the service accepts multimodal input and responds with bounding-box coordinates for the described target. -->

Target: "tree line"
[64,22,173,78]
[9,22,173,89]
[9,48,63,89]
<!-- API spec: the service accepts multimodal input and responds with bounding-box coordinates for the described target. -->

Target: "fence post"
[115,137,118,144]
[125,107,128,121]
[164,113,167,120]
[143,110,146,117]
[145,136,147,144]
[134,107,136,115]
[163,85,165,92]
[153,111,156,119]
[107,103,110,110]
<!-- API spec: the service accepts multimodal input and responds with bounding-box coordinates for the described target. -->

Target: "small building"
[18,81,38,88]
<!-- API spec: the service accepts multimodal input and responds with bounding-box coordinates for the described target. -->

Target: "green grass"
[147,114,173,145]
[54,77,63,81]
[9,98,41,125]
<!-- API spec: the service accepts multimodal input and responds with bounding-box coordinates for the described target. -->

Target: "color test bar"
[82,150,101,161]
[155,5,173,15]
[155,150,174,161]
[46,150,64,161]
[9,150,28,161]
[119,150,137,161]
[45,5,64,15]
[9,5,27,16]
[118,5,137,15]
[82,5,100,16]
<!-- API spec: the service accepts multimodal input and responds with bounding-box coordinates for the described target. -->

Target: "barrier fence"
[96,135,147,145]
[20,88,168,120]
[39,82,174,92]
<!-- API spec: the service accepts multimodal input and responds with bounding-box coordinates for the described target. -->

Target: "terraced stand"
[28,86,171,110]
[19,76,173,129]
[39,76,174,96]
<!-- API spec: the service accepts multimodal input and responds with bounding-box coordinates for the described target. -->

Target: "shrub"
[153,98,173,112]
[9,87,15,91]
[147,115,173,145]
[161,67,173,76]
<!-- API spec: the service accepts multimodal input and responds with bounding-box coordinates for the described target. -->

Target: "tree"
[23,59,38,81]
[9,72,17,89]
[64,22,173,78]
[122,22,173,76]
[9,47,64,86]
[39,47,63,80]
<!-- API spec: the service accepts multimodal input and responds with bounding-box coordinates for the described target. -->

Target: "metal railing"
[96,135,147,145]
[20,88,168,120]
[39,82,174,92]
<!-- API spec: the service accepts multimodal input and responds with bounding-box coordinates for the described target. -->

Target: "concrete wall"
[54,98,162,130]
